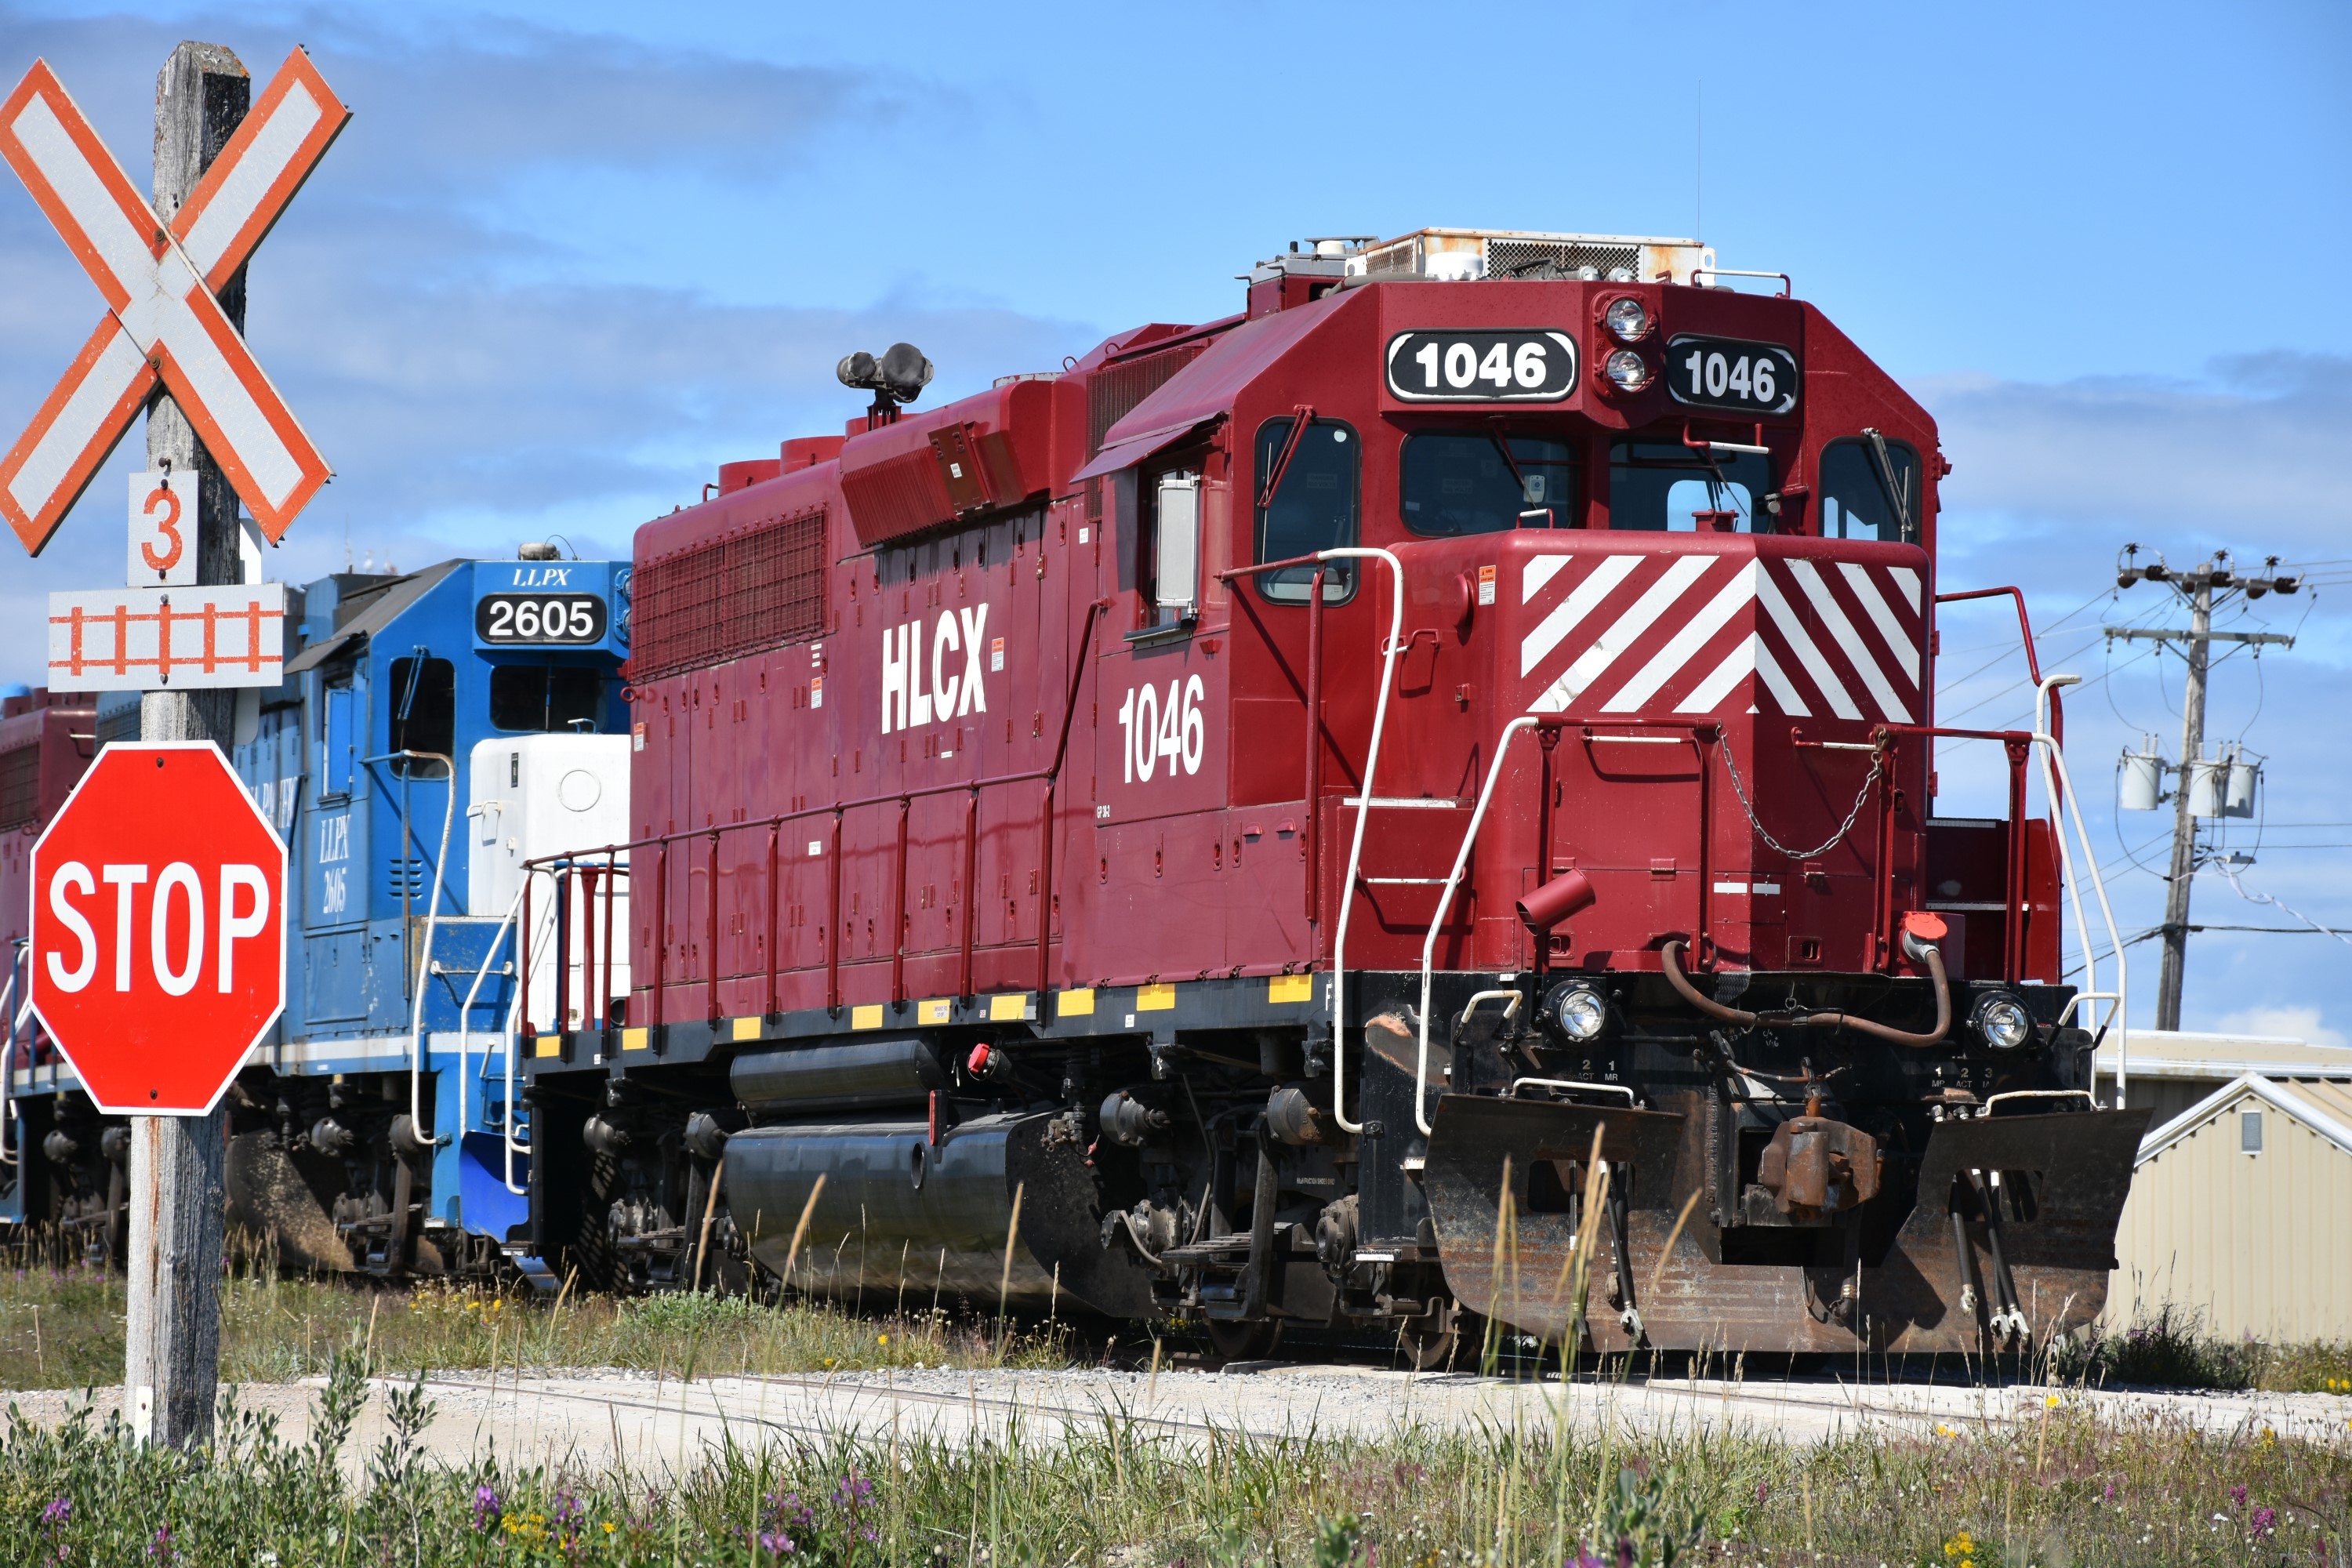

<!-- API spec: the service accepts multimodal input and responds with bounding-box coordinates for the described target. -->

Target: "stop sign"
[29,742,287,1115]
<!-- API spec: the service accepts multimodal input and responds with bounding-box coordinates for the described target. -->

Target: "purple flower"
[2252,1505,2278,1538]
[39,1498,70,1528]
[758,1530,798,1555]
[144,1526,171,1559]
[1755,1481,1770,1504]
[552,1490,583,1524]
[2103,1481,2116,1501]
[2230,1484,2249,1508]
[470,1486,501,1531]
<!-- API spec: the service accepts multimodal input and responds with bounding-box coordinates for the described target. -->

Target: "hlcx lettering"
[880,605,989,734]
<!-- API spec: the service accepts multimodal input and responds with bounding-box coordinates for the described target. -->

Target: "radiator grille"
[1487,239,1642,280]
[629,509,829,684]
[0,742,37,831]
[1088,340,1207,454]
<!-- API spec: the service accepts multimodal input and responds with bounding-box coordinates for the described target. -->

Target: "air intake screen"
[0,742,38,830]
[1088,341,1207,455]
[630,509,829,684]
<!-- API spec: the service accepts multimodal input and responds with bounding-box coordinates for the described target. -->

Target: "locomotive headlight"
[1549,983,1609,1043]
[1603,297,1650,343]
[1971,992,2034,1051]
[1603,349,1650,392]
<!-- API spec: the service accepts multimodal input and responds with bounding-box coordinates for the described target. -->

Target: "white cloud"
[2209,1004,2348,1051]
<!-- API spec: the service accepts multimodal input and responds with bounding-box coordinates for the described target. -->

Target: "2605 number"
[1664,334,1799,416]
[1117,676,1206,782]
[477,593,607,644]
[1385,330,1577,402]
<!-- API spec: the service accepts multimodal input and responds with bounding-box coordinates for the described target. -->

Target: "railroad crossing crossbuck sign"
[0,49,348,554]
[28,743,288,1116]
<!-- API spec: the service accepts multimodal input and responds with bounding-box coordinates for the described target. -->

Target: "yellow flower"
[2045,1394,2062,1408]
[603,1522,617,1534]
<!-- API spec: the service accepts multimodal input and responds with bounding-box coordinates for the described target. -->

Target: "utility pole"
[125,40,249,1450]
[2108,548,2299,1033]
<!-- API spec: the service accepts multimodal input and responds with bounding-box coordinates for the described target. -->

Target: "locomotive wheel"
[1398,1301,1483,1372]
[1203,1317,1283,1367]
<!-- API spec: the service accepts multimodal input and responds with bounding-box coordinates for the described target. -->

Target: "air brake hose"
[1660,939,1953,1047]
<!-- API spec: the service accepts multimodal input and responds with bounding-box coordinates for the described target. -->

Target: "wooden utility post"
[125,39,249,1450]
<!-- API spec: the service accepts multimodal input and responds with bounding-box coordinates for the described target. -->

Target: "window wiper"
[1484,419,1531,499]
[1862,426,1914,539]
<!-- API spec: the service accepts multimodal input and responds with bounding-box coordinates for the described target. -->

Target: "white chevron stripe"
[1790,558,1911,722]
[1519,553,1639,677]
[1887,565,1921,613]
[1753,567,1860,720]
[1603,560,1758,712]
[1530,554,1714,713]
[1752,638,1811,716]
[1522,554,1571,603]
[1678,633,1757,714]
[1838,561,1920,685]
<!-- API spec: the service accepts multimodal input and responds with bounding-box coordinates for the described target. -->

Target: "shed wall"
[2111,1090,2352,1341]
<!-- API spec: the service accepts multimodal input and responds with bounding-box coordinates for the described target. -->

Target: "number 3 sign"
[128,470,198,586]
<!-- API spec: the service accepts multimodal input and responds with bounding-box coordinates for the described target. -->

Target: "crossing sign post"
[27,742,288,1114]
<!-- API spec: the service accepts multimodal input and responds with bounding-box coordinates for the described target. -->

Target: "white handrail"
[394,752,459,1149]
[1414,715,1543,1134]
[455,880,530,1141]
[1319,546,1406,1134]
[0,942,21,1167]
[2032,673,2129,1107]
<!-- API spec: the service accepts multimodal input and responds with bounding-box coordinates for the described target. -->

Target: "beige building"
[2096,1030,2352,1342]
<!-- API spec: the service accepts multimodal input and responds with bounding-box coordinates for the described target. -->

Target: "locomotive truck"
[4,558,633,1279]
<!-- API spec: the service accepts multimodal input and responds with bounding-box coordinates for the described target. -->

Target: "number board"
[1385,330,1577,402]
[1665,335,1799,416]
[470,560,627,655]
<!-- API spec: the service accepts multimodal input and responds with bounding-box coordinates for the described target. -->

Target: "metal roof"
[283,560,465,674]
[2137,1073,2352,1164]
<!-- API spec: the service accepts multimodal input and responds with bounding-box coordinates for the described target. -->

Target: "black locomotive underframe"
[519,968,2138,1352]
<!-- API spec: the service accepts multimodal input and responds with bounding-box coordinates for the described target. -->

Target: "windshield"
[1820,437,1920,543]
[1607,440,1773,532]
[1399,431,1580,535]
[1254,417,1358,601]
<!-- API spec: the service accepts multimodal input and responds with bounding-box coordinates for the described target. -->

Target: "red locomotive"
[524,229,2145,1359]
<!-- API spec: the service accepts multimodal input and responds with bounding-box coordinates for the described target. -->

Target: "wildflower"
[2103,1481,2117,1501]
[2230,1484,2249,1509]
[2044,1393,2061,1408]
[40,1498,70,1528]
[1755,1481,1769,1504]
[471,1485,502,1531]
[877,1333,890,1345]
[146,1525,172,1560]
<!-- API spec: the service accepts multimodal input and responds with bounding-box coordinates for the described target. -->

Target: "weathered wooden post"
[125,40,249,1450]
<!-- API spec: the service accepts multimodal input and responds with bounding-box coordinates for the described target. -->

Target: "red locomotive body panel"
[622,270,2061,1018]
[1,688,96,1073]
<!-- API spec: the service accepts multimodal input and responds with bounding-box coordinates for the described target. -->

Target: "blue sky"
[2,0,2347,1040]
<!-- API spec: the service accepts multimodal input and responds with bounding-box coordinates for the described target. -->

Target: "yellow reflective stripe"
[1269,974,1313,1004]
[1058,988,1095,1017]
[989,993,1030,1022]
[731,1017,762,1042]
[534,1036,561,1058]
[851,1004,884,1030]
[621,1027,650,1052]
[1137,982,1177,1012]
[918,999,953,1025]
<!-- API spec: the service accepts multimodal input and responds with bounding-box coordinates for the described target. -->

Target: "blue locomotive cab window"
[385,656,455,774]
[1820,437,1921,543]
[1400,431,1580,535]
[492,663,604,733]
[1608,441,1773,532]
[1254,417,1357,602]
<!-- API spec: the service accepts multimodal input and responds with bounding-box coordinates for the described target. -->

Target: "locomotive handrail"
[1217,545,1407,1134]
[1935,587,2063,752]
[1414,716,1720,1136]
[367,749,459,1151]
[456,877,528,1141]
[2031,672,2130,1105]
[524,600,1106,1033]
[0,942,21,1167]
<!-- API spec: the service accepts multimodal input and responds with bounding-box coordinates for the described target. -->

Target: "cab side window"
[1254,418,1357,602]
[1819,437,1921,543]
[386,655,455,773]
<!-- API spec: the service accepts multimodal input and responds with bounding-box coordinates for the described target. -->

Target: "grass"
[2,1348,2351,1565]
[0,1261,1071,1392]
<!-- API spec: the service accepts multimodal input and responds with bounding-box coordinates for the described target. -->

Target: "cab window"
[1254,417,1356,601]
[491,663,604,733]
[385,655,454,773]
[1607,440,1773,532]
[1400,431,1580,535]
[1820,437,1921,543]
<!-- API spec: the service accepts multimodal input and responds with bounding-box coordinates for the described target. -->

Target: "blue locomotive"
[3,550,633,1277]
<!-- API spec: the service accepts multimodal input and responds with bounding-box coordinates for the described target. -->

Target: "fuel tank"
[723,1109,1153,1316]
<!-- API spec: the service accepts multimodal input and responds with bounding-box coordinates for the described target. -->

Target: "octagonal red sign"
[29,742,286,1115]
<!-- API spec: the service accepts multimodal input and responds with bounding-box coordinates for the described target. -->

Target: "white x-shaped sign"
[0,50,348,555]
